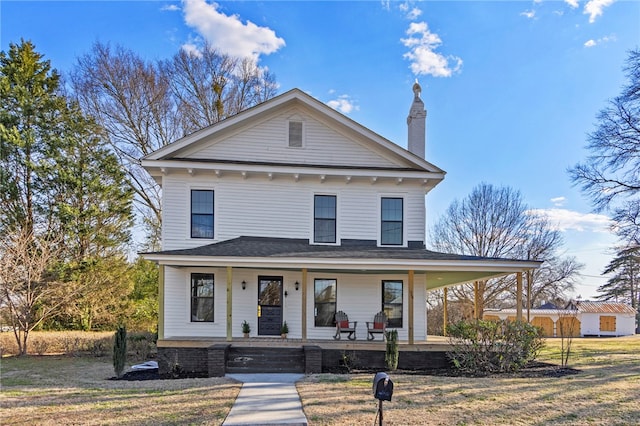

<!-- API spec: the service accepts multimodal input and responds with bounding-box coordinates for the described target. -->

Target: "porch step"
[226,346,305,374]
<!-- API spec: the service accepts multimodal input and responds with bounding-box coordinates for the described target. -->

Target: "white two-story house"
[142,84,540,376]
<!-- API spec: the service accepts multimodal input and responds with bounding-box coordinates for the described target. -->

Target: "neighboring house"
[141,84,541,376]
[485,300,637,337]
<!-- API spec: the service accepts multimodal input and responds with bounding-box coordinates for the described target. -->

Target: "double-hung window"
[381,197,403,245]
[382,280,403,328]
[191,273,214,322]
[191,189,214,239]
[314,279,337,327]
[314,195,336,243]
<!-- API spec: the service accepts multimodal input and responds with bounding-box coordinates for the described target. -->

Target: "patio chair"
[333,310,357,340]
[366,311,388,341]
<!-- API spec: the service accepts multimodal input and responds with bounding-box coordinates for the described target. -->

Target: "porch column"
[301,268,308,342]
[408,270,415,345]
[158,265,165,340]
[443,287,448,337]
[474,281,480,320]
[226,266,233,341]
[516,272,523,321]
[526,270,532,322]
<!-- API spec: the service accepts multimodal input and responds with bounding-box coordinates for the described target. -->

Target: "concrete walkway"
[223,373,308,425]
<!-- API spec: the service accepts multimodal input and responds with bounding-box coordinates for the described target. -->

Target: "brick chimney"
[407,81,426,159]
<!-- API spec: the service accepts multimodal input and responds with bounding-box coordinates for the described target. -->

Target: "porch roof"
[143,236,541,289]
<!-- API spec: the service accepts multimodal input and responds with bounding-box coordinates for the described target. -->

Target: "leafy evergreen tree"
[597,246,640,311]
[0,40,138,336]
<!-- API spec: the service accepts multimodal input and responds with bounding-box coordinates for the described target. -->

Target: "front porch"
[156,336,453,377]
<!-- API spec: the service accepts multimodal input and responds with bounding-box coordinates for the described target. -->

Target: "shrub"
[385,329,399,371]
[113,326,127,378]
[446,319,544,374]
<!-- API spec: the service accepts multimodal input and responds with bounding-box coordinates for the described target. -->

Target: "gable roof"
[142,236,541,290]
[142,88,444,175]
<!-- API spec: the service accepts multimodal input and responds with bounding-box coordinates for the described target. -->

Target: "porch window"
[382,280,403,328]
[314,195,336,243]
[314,279,336,327]
[381,197,403,245]
[191,273,214,322]
[191,189,214,239]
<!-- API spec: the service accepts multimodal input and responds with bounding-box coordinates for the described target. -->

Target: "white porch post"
[516,272,523,321]
[301,268,308,342]
[408,270,415,344]
[158,265,165,340]
[226,266,233,341]
[443,287,448,337]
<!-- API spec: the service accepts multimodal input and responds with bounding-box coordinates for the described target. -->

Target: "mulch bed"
[114,361,580,381]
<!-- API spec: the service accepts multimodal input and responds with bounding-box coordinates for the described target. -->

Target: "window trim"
[190,273,214,323]
[382,280,403,328]
[190,188,215,239]
[314,278,337,327]
[313,194,337,244]
[380,196,404,246]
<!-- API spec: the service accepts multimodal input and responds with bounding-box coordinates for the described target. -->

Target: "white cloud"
[161,4,180,12]
[401,22,462,78]
[181,0,285,61]
[565,0,579,8]
[584,34,616,47]
[406,7,422,20]
[327,95,359,114]
[528,208,612,233]
[550,196,566,206]
[520,10,536,19]
[181,42,203,58]
[584,0,616,23]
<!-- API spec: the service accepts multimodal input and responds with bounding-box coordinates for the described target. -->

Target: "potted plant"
[242,320,251,338]
[280,321,289,339]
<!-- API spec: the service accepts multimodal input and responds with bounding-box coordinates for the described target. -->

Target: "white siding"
[163,266,227,339]
[162,267,427,341]
[161,172,427,250]
[580,313,636,337]
[184,110,401,168]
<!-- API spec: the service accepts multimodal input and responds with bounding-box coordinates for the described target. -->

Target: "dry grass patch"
[0,356,241,425]
[297,336,640,425]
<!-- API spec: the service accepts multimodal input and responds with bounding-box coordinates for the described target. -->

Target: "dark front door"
[258,276,283,336]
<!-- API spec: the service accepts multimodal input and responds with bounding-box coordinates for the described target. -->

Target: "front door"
[258,276,283,336]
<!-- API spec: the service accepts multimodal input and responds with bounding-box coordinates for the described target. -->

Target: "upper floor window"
[289,121,303,147]
[382,280,403,328]
[381,197,403,245]
[191,273,214,322]
[314,195,336,243]
[191,189,214,239]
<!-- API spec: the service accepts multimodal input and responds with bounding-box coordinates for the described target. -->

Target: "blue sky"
[2,0,639,299]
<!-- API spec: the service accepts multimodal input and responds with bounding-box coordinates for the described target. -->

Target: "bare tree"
[430,183,580,316]
[569,49,640,244]
[557,305,579,367]
[0,228,81,355]
[70,42,278,248]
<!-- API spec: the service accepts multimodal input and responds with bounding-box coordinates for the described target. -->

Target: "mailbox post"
[372,372,393,425]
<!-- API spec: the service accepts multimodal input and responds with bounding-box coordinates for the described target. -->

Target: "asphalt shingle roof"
[145,236,528,263]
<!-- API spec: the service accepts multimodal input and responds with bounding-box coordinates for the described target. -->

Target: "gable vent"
[289,121,303,148]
